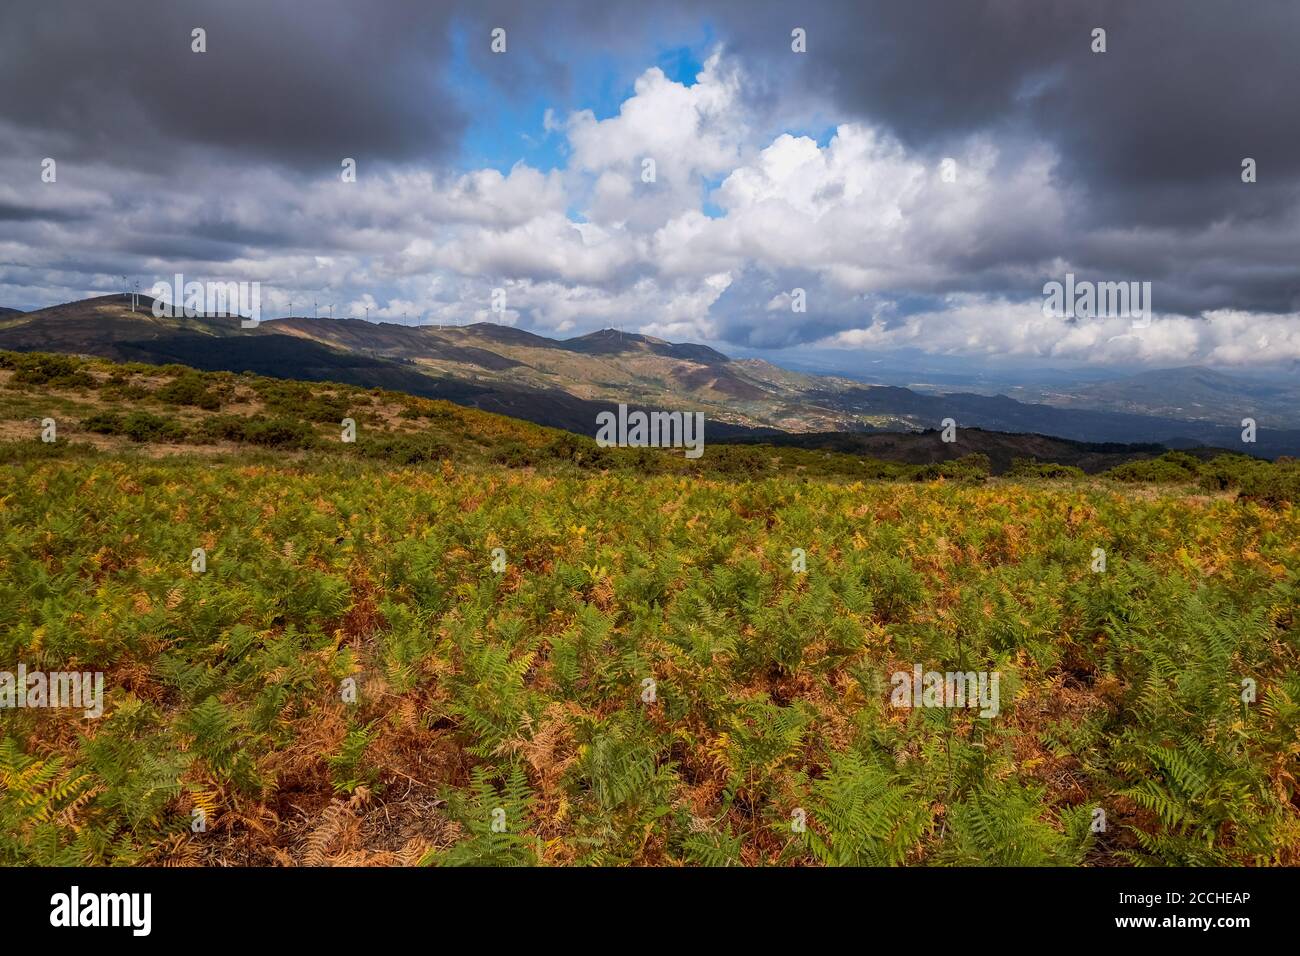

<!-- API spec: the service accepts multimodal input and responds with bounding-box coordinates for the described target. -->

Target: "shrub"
[121,411,187,443]
[195,414,252,444]
[914,453,991,483]
[1105,452,1199,483]
[705,445,768,477]
[544,432,614,469]
[240,417,318,449]
[251,379,350,422]
[860,458,916,481]
[156,373,221,410]
[1197,454,1267,492]
[101,383,151,401]
[1236,464,1300,506]
[362,434,451,465]
[189,414,318,449]
[80,411,186,443]
[491,441,540,468]
[1008,458,1086,480]
[299,394,351,424]
[10,353,95,388]
[81,412,125,435]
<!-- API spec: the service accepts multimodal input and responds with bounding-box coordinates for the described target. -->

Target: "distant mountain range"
[1008,366,1300,428]
[3,294,1297,456]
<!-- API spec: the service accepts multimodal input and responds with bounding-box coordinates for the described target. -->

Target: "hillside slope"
[4,349,1275,479]
[4,295,1299,455]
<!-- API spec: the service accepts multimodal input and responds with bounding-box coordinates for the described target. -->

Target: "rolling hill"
[4,294,1298,456]
[0,348,1203,476]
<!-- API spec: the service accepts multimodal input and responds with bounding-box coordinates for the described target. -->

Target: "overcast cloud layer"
[2,0,1298,368]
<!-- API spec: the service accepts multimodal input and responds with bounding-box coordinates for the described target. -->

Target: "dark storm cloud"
[0,0,471,169]
[0,0,676,172]
[0,202,86,223]
[4,0,1296,207]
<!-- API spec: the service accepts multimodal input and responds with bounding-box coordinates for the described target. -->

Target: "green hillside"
[2,350,1298,866]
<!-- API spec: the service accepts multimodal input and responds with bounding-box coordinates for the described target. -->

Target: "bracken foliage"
[0,353,1297,866]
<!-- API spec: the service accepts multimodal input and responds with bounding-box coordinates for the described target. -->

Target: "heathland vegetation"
[1,350,1297,865]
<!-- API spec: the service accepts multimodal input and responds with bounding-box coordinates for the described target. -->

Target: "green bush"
[860,458,917,481]
[195,414,251,444]
[191,414,317,449]
[704,445,769,477]
[553,434,615,470]
[101,383,151,401]
[1008,458,1086,480]
[1105,452,1199,483]
[1197,454,1268,492]
[914,453,991,483]
[299,395,352,424]
[121,411,187,443]
[81,411,186,443]
[491,441,540,468]
[240,417,318,450]
[1237,463,1300,506]
[81,412,125,435]
[361,434,451,465]
[156,373,221,410]
[10,354,95,388]
[3,431,1298,866]
[253,380,349,422]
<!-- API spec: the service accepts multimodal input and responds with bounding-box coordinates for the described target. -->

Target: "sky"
[2,0,1299,372]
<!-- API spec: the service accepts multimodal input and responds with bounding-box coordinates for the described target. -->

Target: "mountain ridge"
[3,294,1297,456]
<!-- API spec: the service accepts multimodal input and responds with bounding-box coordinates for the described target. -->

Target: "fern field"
[2,446,1297,867]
